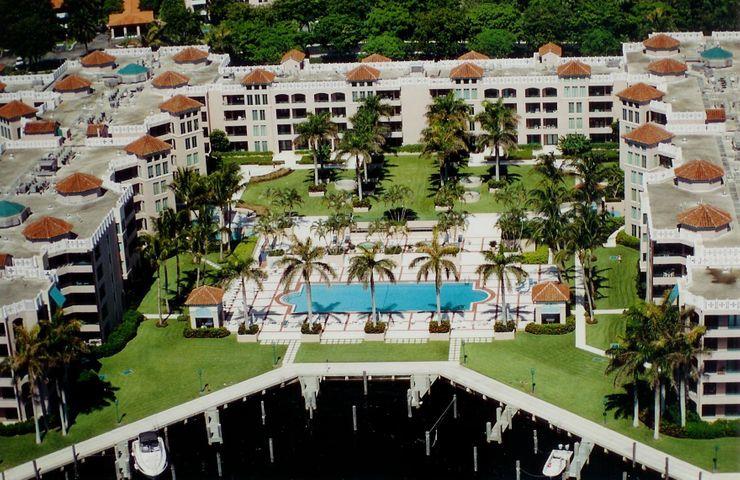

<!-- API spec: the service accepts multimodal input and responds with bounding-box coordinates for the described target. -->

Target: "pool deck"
[4,361,736,480]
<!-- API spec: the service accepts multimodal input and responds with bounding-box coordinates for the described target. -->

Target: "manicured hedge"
[238,323,259,335]
[397,144,423,153]
[525,317,575,335]
[616,230,640,249]
[522,245,549,264]
[183,327,230,338]
[301,322,323,334]
[494,320,516,332]
[249,168,293,184]
[429,320,451,333]
[93,309,144,358]
[236,201,268,216]
[364,321,387,334]
[308,183,327,192]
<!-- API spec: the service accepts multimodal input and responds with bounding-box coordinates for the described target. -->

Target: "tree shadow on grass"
[68,369,118,422]
[603,380,651,421]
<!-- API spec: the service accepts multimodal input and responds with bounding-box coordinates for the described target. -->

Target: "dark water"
[47,380,663,479]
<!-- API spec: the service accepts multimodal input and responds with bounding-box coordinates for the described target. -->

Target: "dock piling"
[32,460,40,480]
[261,400,266,426]
[516,460,521,480]
[352,405,358,432]
[216,450,223,478]
[164,427,176,480]
[473,446,478,473]
[205,408,223,445]
[425,431,431,456]
[363,370,368,396]
[632,442,636,468]
[533,429,538,454]
[407,390,413,418]
[665,457,669,479]
[268,438,274,463]
[453,394,458,419]
[71,444,79,478]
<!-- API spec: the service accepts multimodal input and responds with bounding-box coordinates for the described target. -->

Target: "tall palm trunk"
[435,269,442,320]
[633,377,640,428]
[356,155,363,201]
[175,252,181,296]
[156,265,163,326]
[363,157,369,182]
[241,276,250,325]
[370,274,377,326]
[494,141,501,181]
[30,376,41,445]
[680,376,687,427]
[653,382,661,440]
[312,140,320,186]
[56,380,67,436]
[306,280,314,325]
[195,257,202,287]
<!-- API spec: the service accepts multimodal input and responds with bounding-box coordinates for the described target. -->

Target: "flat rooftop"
[0,277,51,307]
[663,77,705,112]
[685,266,740,301]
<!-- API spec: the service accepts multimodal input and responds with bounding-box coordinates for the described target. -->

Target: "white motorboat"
[132,431,168,478]
[542,446,573,477]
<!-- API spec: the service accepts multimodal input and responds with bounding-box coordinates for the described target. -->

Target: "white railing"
[3,138,62,149]
[665,123,725,135]
[644,168,675,183]
[158,45,209,56]
[680,288,740,312]
[649,31,704,42]
[1,297,45,320]
[44,209,116,256]
[109,153,139,171]
[0,91,60,103]
[622,42,643,55]
[0,266,55,281]
[711,31,740,40]
[688,248,740,267]
[109,124,146,135]
[104,47,152,57]
[656,142,681,159]
[85,136,137,147]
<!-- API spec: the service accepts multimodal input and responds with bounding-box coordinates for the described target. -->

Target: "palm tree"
[277,236,336,325]
[533,152,566,185]
[665,315,705,428]
[346,243,397,325]
[568,205,609,317]
[170,167,206,218]
[381,184,413,223]
[156,208,187,296]
[529,181,571,254]
[2,324,49,444]
[220,256,267,326]
[570,153,604,207]
[255,213,280,250]
[294,112,338,185]
[337,130,373,201]
[476,244,528,323]
[426,92,470,127]
[422,121,468,186]
[476,98,519,181]
[409,230,460,320]
[357,94,394,125]
[141,233,169,326]
[208,162,245,258]
[311,219,330,248]
[189,211,217,287]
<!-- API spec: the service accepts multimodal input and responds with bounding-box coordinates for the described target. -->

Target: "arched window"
[291,93,306,103]
[331,92,346,102]
[484,88,499,99]
[314,93,329,103]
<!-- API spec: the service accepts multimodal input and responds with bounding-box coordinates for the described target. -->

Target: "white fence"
[85,136,138,147]
[104,47,152,58]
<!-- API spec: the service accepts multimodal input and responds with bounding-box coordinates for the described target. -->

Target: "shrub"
[384,245,402,254]
[364,321,387,334]
[487,179,508,189]
[93,309,143,358]
[397,143,423,153]
[267,249,285,256]
[308,183,327,192]
[616,230,640,249]
[352,197,371,208]
[301,322,323,334]
[250,168,293,184]
[298,155,314,165]
[429,320,451,333]
[605,215,625,235]
[238,323,259,335]
[0,419,35,436]
[494,320,516,332]
[683,419,740,439]
[522,245,549,264]
[183,327,230,338]
[237,201,268,216]
[525,319,575,335]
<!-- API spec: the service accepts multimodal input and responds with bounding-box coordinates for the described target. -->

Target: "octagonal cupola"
[677,203,732,236]
[673,160,724,192]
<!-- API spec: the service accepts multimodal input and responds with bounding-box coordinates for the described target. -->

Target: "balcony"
[56,264,93,275]
[61,284,96,295]
[698,393,740,405]
[63,304,98,315]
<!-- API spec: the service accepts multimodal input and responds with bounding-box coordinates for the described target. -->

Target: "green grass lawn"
[594,245,639,309]
[0,321,285,469]
[241,155,554,220]
[465,334,739,472]
[295,341,449,363]
[587,314,627,350]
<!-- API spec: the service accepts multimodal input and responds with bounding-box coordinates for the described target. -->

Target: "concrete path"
[283,340,301,365]
[594,308,626,315]
[573,255,606,357]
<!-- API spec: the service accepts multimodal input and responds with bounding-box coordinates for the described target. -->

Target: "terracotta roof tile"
[458,51,490,61]
[281,49,305,63]
[152,71,189,89]
[0,82,6,93]
[556,60,591,77]
[450,62,484,79]
[22,216,74,241]
[674,160,724,182]
[361,53,392,63]
[677,204,732,230]
[23,121,59,135]
[0,100,37,121]
[51,0,63,8]
[185,285,225,306]
[159,95,204,115]
[86,123,108,137]
[643,34,680,50]
[648,58,687,75]
[53,74,92,93]
[55,172,103,194]
[538,42,562,56]
[241,68,276,85]
[80,50,116,67]
[108,0,154,26]
[125,134,171,157]
[346,65,381,82]
[532,281,570,303]
[705,108,726,123]
[0,253,12,268]
[622,123,673,146]
[616,83,665,103]
[172,47,209,64]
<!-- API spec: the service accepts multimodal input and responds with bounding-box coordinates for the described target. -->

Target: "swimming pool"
[282,282,489,313]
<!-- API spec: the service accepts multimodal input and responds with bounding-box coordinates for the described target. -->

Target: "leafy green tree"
[140,233,169,326]
[294,112,338,186]
[209,129,230,153]
[409,230,460,320]
[413,8,469,59]
[476,244,528,323]
[217,19,302,64]
[365,2,413,38]
[0,0,60,64]
[103,0,123,15]
[466,3,521,37]
[469,29,516,58]
[476,98,519,181]
[312,13,363,57]
[220,256,267,326]
[159,0,202,45]
[65,0,103,52]
[520,0,569,50]
[208,0,237,25]
[558,133,592,157]
[362,34,407,60]
[271,0,321,31]
[630,1,678,39]
[581,28,621,56]
[346,243,397,325]
[337,129,374,200]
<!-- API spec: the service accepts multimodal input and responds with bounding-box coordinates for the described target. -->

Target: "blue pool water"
[282,282,489,313]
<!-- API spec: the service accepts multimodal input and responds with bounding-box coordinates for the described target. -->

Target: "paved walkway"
[283,340,301,364]
[5,362,735,480]
[573,255,606,357]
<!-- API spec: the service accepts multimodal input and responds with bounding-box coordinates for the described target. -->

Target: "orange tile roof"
[185,285,225,306]
[80,50,116,68]
[23,121,59,135]
[125,134,171,157]
[643,34,680,50]
[532,281,570,303]
[151,71,190,89]
[556,60,591,77]
[674,159,724,182]
[51,0,64,9]
[538,42,562,56]
[108,0,154,27]
[172,47,209,64]
[55,172,103,194]
[241,68,276,85]
[346,65,381,82]
[0,82,6,92]
[450,62,484,79]
[361,53,392,63]
[616,83,665,103]
[0,100,37,121]
[458,51,490,61]
[53,74,92,93]
[677,204,732,229]
[622,123,673,146]
[159,95,204,115]
[22,216,74,241]
[648,58,687,75]
[705,108,726,123]
[0,253,12,268]
[86,123,108,137]
[281,49,305,63]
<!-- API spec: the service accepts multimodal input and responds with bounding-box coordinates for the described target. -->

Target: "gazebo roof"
[185,285,225,306]
[55,172,103,194]
[107,0,154,27]
[458,51,490,61]
[125,134,172,157]
[701,46,732,60]
[117,63,148,76]
[616,83,664,103]
[346,65,381,82]
[159,95,204,115]
[281,49,305,63]
[0,100,37,121]
[80,50,116,67]
[538,42,562,56]
[172,47,209,64]
[241,68,276,85]
[677,204,732,230]
[674,160,724,182]
[450,62,484,79]
[532,282,571,303]
[643,34,680,50]
[152,71,190,89]
[622,123,673,146]
[556,60,591,78]
[647,58,687,75]
[361,53,391,63]
[0,200,27,218]
[53,74,92,92]
[22,216,74,240]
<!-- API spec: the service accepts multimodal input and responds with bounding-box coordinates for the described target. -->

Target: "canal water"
[46,379,663,479]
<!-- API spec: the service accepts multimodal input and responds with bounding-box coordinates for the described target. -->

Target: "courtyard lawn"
[0,321,285,469]
[465,334,739,472]
[594,245,639,309]
[241,155,552,220]
[295,341,449,363]
[587,314,627,350]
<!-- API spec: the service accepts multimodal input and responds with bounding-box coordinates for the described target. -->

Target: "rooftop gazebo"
[185,285,225,328]
[531,281,570,324]
[107,0,154,39]
[701,46,733,69]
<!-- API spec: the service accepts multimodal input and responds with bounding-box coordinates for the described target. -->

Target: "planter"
[353,207,370,213]
[435,205,449,212]
[301,333,322,343]
[488,188,499,194]
[494,331,516,340]
[429,332,450,341]
[364,333,386,342]
[236,333,259,343]
[308,191,325,198]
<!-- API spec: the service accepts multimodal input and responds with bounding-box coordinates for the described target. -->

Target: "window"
[162,161,168,174]
[153,182,160,195]
[631,206,638,219]
[641,155,647,168]
[635,112,640,123]
[155,163,161,176]
[147,165,154,178]
[630,188,638,201]
[252,110,266,121]
[260,141,268,151]
[576,118,583,129]
[622,109,628,121]
[155,199,162,212]
[162,198,169,209]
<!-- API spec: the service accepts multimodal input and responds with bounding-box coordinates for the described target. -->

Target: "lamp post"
[530,368,536,393]
[198,368,205,394]
[713,445,719,472]
[462,340,467,364]
[114,398,121,424]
